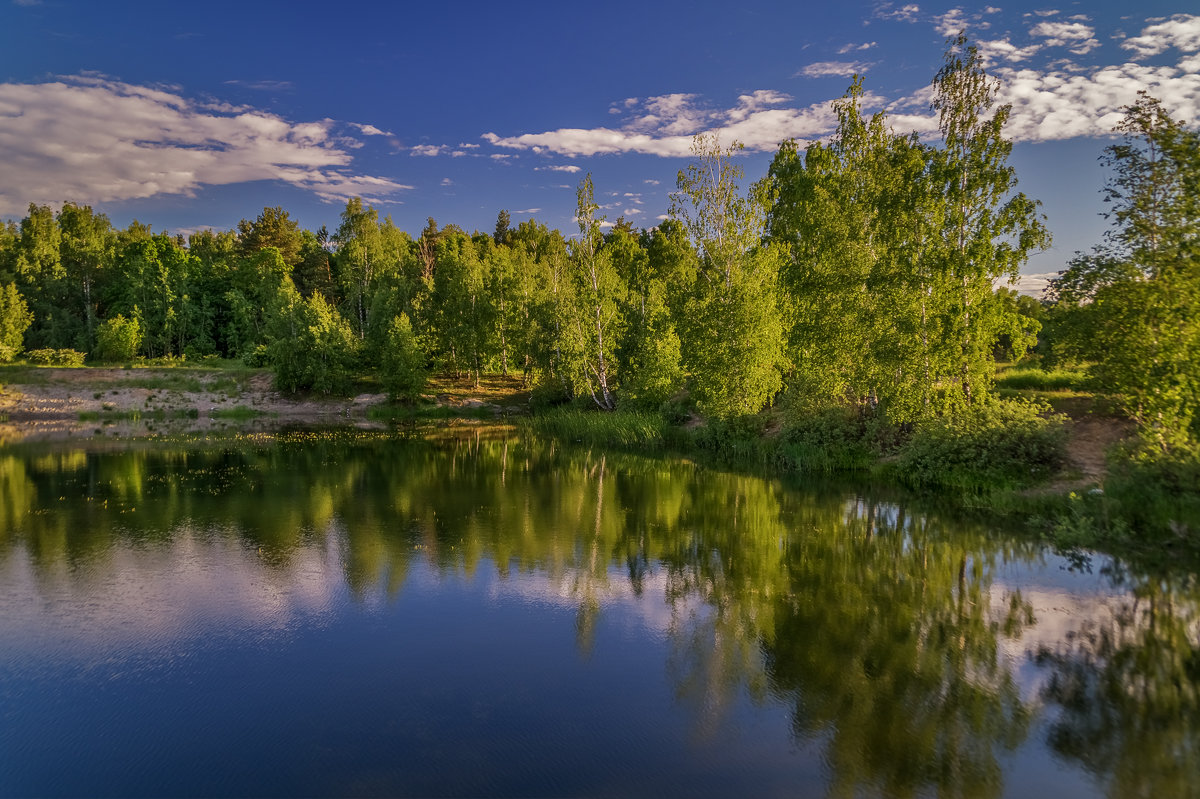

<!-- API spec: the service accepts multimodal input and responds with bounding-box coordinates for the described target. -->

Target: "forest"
[1,39,1197,509]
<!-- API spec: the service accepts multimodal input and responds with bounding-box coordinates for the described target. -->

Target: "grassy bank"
[523,390,1199,569]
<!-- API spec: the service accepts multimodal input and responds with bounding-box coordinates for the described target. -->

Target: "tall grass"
[995,364,1091,392]
[524,408,670,447]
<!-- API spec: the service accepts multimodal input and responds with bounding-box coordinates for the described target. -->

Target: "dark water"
[0,429,1197,797]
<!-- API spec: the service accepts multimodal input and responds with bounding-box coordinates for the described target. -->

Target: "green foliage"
[25,348,86,367]
[525,408,669,447]
[1106,442,1200,537]
[561,175,624,409]
[379,313,427,402]
[1047,93,1200,450]
[94,314,143,362]
[995,363,1091,392]
[268,291,359,395]
[0,282,32,361]
[672,135,786,420]
[894,399,1067,493]
[779,407,892,472]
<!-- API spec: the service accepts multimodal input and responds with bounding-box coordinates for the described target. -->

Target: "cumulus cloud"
[976,38,1043,65]
[935,8,968,35]
[991,57,1200,141]
[534,164,582,173]
[483,90,841,157]
[1030,21,1100,54]
[0,75,407,215]
[1121,14,1200,58]
[838,41,878,54]
[479,13,1200,163]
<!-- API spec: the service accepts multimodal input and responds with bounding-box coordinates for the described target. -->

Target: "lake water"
[1,428,1196,797]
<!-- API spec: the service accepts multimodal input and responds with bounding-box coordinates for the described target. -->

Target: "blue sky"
[2,1,1198,293]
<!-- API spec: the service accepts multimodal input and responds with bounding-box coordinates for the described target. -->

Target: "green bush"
[379,314,427,402]
[242,345,271,368]
[780,407,882,472]
[94,315,142,362]
[895,399,1067,493]
[1106,443,1200,537]
[25,348,86,367]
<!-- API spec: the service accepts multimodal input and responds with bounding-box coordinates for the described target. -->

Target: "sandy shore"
[0,367,392,443]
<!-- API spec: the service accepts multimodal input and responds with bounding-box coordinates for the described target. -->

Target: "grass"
[523,408,672,448]
[995,360,1091,392]
[424,373,531,408]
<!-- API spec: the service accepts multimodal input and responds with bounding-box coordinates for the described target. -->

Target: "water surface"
[1,429,1196,797]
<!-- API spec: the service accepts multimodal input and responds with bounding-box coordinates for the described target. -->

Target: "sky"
[2,1,1198,295]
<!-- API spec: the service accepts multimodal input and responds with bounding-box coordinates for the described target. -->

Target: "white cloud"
[410,144,446,156]
[644,179,660,185]
[873,3,920,22]
[483,90,843,158]
[534,164,582,173]
[440,177,453,186]
[515,208,540,214]
[1009,272,1058,297]
[798,60,872,78]
[1121,14,1200,58]
[1030,21,1101,54]
[994,58,1200,141]
[1032,9,1060,17]
[976,38,1043,65]
[838,41,878,54]
[481,14,1200,165]
[0,75,408,215]
[935,8,968,35]
[351,123,390,136]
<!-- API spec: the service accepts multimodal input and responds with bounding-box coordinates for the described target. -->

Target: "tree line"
[1,37,1196,449]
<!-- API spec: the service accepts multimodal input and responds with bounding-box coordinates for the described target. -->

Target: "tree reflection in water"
[1,429,1195,796]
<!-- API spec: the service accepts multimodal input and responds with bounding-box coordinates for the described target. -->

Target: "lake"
[1,428,1196,797]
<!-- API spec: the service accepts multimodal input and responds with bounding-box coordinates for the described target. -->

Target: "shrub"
[0,283,32,361]
[94,315,142,362]
[25,348,86,367]
[895,399,1067,493]
[242,345,271,368]
[379,314,427,402]
[1106,443,1200,537]
[780,406,882,472]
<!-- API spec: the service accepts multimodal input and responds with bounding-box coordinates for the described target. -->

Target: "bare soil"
[0,367,538,444]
